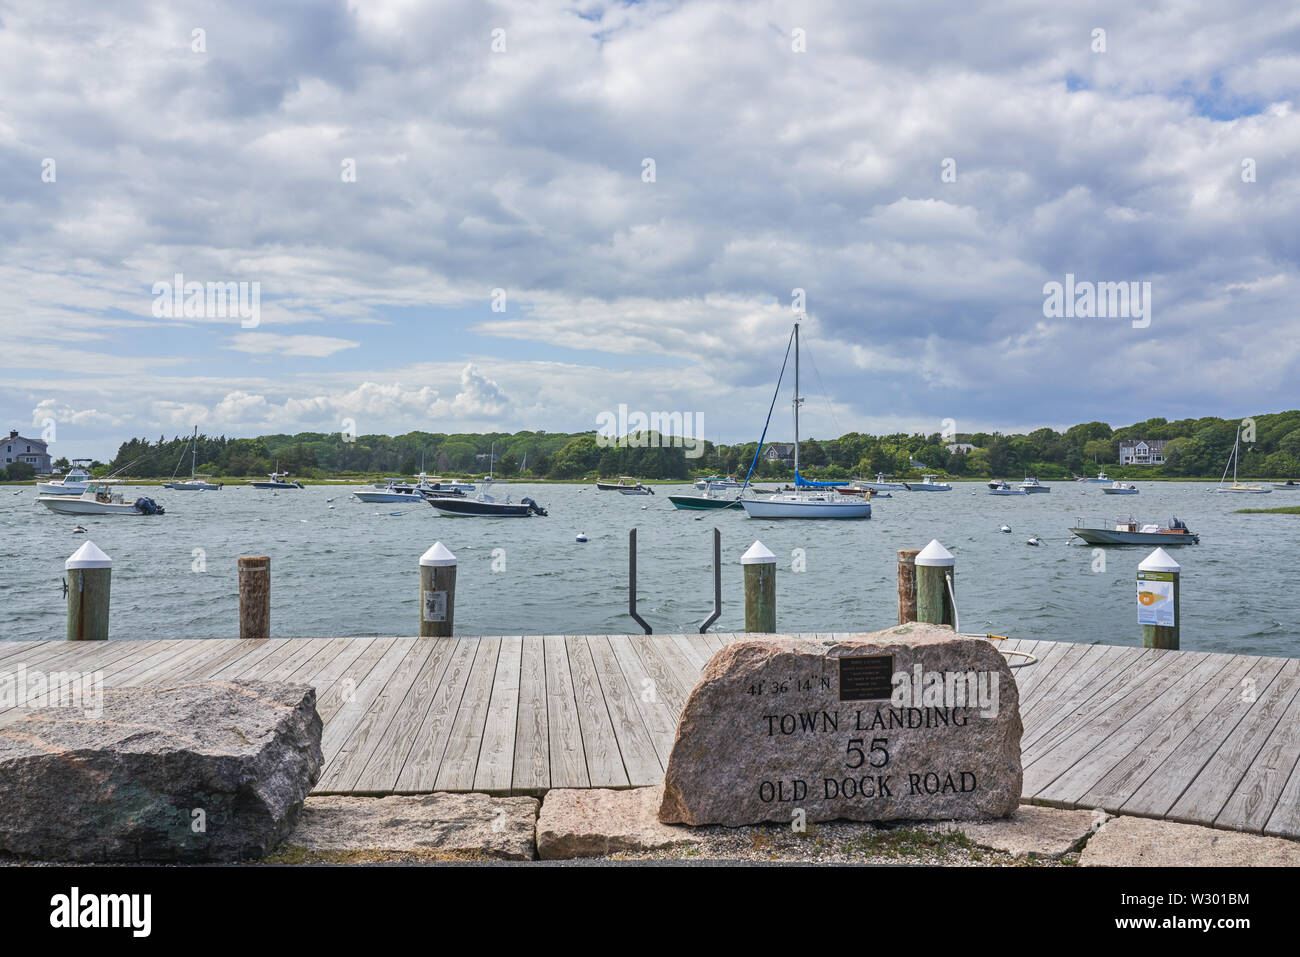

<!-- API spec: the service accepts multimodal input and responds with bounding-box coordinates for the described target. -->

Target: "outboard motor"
[521,497,547,517]
[133,497,165,515]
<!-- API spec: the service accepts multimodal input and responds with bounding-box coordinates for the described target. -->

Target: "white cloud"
[228,332,360,358]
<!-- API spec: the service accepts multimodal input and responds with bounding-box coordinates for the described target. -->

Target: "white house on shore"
[1118,439,1169,466]
[4,430,52,472]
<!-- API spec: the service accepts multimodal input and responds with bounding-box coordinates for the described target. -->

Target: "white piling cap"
[915,539,955,567]
[1139,547,1180,573]
[66,541,112,569]
[741,541,776,564]
[419,542,457,567]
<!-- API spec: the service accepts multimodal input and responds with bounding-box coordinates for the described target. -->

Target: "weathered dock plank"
[512,635,550,793]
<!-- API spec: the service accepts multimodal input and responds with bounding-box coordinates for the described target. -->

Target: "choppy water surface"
[2,480,1296,657]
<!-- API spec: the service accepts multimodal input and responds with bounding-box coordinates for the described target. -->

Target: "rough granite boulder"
[288,793,539,861]
[659,624,1022,826]
[0,681,322,862]
[537,786,705,859]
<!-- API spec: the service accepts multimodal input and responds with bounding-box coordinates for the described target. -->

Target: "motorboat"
[35,459,99,496]
[353,482,436,504]
[903,474,952,492]
[668,482,744,510]
[164,427,223,490]
[860,472,908,492]
[426,480,547,517]
[693,475,741,489]
[1069,516,1199,546]
[1215,422,1270,493]
[1081,470,1112,483]
[738,321,869,519]
[988,481,1027,496]
[250,465,304,489]
[1274,480,1300,490]
[1101,481,1139,495]
[596,476,651,492]
[38,484,165,516]
[1018,476,1050,493]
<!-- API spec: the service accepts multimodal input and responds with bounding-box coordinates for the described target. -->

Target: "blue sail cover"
[794,471,849,487]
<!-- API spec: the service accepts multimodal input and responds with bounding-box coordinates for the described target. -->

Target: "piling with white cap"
[238,556,271,640]
[66,541,112,641]
[1138,547,1181,650]
[742,541,777,633]
[914,539,956,627]
[419,542,457,637]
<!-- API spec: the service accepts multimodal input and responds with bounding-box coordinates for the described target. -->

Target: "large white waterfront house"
[1118,439,1168,466]
[4,430,52,472]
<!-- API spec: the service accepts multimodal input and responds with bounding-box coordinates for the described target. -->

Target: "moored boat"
[426,480,546,517]
[1068,516,1198,545]
[38,484,165,515]
[1101,481,1139,495]
[35,460,99,496]
[667,483,743,510]
[988,482,1027,496]
[164,426,222,490]
[1214,422,1270,493]
[250,464,304,489]
[1018,476,1050,493]
[737,321,869,520]
[903,474,952,492]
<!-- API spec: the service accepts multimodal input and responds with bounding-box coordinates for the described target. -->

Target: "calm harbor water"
[2,481,1296,657]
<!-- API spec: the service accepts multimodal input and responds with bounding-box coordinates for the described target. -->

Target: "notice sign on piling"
[422,590,447,623]
[1137,570,1176,627]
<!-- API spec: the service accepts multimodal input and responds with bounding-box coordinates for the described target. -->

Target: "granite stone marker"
[658,623,1022,826]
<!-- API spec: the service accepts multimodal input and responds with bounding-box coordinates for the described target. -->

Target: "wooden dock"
[1,634,1298,839]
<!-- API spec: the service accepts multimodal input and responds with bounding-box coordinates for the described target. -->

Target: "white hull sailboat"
[740,321,870,520]
[164,426,222,490]
[1214,422,1270,494]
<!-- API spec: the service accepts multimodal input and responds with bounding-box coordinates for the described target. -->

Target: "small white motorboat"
[38,484,164,515]
[1018,476,1051,493]
[1101,482,1139,495]
[352,481,432,504]
[35,460,101,496]
[904,474,952,492]
[1026,537,1042,546]
[999,524,1012,533]
[989,482,1027,496]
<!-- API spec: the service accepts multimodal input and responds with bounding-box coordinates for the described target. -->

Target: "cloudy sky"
[2,0,1298,461]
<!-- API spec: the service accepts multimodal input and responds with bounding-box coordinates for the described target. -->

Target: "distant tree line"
[9,411,1292,483]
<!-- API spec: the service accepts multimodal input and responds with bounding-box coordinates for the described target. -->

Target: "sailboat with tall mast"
[163,426,223,490]
[740,321,870,519]
[1214,422,1270,493]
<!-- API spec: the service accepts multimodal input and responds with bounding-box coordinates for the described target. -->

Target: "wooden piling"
[238,556,271,640]
[66,541,112,641]
[897,548,920,624]
[915,539,955,627]
[742,540,776,633]
[419,542,457,637]
[1139,548,1180,650]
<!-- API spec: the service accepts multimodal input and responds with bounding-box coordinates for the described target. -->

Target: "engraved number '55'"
[846,738,889,769]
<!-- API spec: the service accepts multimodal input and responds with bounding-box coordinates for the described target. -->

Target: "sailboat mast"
[191,425,197,479]
[793,321,800,479]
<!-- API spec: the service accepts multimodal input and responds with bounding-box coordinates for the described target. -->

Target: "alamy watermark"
[1042,273,1151,328]
[152,273,260,328]
[890,664,999,718]
[595,404,705,458]
[0,667,103,717]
